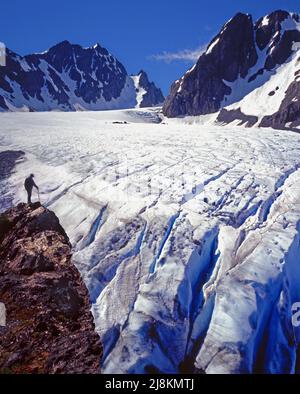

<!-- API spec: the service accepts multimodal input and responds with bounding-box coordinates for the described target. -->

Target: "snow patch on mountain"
[131,71,165,109]
[223,50,300,120]
[131,74,147,108]
[206,37,220,54]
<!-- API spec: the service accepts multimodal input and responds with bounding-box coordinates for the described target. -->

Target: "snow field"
[1,109,300,373]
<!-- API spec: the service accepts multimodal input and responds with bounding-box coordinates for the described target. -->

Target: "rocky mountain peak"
[92,42,102,49]
[163,9,300,128]
[131,70,165,108]
[52,39,72,48]
[204,11,257,81]
[0,41,163,112]
[138,70,151,87]
[163,11,258,117]
[255,10,290,50]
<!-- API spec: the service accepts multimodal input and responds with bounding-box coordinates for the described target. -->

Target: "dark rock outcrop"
[217,108,258,127]
[255,10,300,71]
[255,10,290,51]
[0,203,102,374]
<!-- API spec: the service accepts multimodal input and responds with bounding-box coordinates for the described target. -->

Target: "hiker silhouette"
[24,174,39,204]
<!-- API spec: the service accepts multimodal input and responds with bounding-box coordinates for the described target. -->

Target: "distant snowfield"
[1,108,300,373]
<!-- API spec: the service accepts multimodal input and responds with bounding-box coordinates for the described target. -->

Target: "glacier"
[1,108,300,373]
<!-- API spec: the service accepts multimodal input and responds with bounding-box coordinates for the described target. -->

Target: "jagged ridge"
[0,41,163,112]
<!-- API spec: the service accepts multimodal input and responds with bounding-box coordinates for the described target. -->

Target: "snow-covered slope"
[163,10,300,130]
[1,109,300,373]
[0,42,163,112]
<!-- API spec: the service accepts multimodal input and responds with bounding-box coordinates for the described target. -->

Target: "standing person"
[24,174,39,204]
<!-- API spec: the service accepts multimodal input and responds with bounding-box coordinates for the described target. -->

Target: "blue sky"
[1,0,300,95]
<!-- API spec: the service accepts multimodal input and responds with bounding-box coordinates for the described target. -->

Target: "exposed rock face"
[0,203,102,374]
[0,41,163,112]
[163,10,300,129]
[255,10,290,50]
[131,70,165,108]
[163,13,258,117]
[255,11,300,71]
[217,108,258,127]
